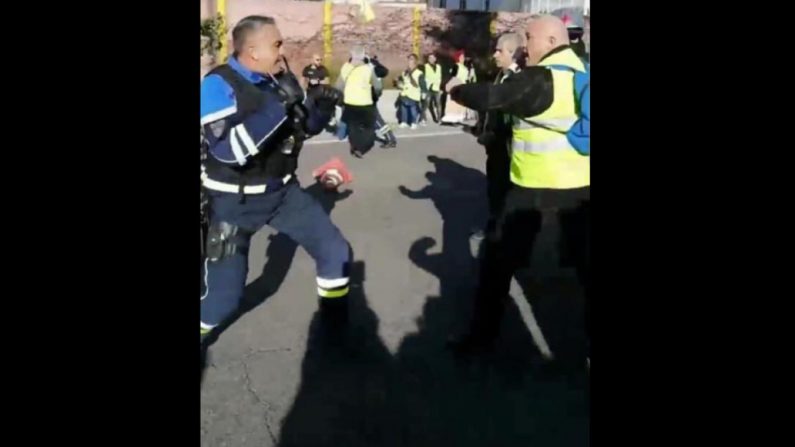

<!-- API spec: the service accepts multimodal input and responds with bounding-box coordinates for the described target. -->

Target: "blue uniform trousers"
[200,181,351,333]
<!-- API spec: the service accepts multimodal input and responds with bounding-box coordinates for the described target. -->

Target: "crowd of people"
[299,46,492,157]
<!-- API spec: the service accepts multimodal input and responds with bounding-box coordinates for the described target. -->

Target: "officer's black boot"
[319,297,349,345]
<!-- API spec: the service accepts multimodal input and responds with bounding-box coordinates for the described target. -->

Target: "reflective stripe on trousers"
[317,275,350,299]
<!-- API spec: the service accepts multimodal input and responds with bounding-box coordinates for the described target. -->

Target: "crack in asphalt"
[239,347,293,445]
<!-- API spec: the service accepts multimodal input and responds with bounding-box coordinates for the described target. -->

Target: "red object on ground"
[312,157,353,190]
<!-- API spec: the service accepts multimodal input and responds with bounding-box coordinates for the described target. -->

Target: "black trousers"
[421,90,442,123]
[342,104,376,152]
[470,185,590,341]
[484,141,511,226]
[374,108,396,144]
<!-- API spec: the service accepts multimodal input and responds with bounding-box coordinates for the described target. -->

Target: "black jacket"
[448,46,579,118]
[481,66,520,139]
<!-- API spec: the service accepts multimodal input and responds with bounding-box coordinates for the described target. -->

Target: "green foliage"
[201,14,227,56]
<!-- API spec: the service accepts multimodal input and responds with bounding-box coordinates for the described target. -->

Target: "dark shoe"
[380,141,397,149]
[350,149,364,158]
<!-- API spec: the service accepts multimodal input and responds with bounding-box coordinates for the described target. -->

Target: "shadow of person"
[278,158,588,446]
[278,260,396,447]
[398,155,488,334]
[395,156,589,445]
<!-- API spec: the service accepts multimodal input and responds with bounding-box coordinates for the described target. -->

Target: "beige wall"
[201,1,588,80]
[200,0,214,20]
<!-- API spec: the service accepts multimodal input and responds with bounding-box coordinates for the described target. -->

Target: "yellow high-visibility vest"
[510,48,589,189]
[342,64,374,106]
[456,63,469,83]
[339,62,353,83]
[400,68,423,102]
[424,63,442,91]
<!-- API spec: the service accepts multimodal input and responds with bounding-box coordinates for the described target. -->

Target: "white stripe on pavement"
[304,129,467,146]
[510,277,554,360]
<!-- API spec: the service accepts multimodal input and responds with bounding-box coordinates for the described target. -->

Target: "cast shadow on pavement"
[277,156,589,446]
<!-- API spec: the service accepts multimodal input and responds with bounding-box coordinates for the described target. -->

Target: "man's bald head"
[524,14,570,66]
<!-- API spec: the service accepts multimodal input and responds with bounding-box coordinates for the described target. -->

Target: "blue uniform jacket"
[200,57,331,166]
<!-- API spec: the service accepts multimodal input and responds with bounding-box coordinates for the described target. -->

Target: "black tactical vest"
[202,65,303,190]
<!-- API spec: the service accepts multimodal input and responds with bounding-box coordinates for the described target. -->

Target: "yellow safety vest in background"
[510,48,589,189]
[456,63,469,83]
[401,68,423,102]
[339,62,353,83]
[424,64,442,91]
[343,64,374,106]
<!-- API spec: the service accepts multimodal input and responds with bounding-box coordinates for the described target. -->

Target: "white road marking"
[510,277,555,360]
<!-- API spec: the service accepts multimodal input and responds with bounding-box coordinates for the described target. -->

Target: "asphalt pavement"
[200,124,589,447]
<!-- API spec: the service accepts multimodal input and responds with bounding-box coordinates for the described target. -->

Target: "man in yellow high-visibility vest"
[335,46,380,157]
[396,54,425,129]
[420,53,443,124]
[445,15,590,365]
[441,49,476,124]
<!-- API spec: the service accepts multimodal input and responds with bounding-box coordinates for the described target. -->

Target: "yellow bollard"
[412,6,421,57]
[324,0,333,67]
[216,0,228,63]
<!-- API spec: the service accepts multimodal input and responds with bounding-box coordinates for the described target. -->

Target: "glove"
[308,85,343,113]
[274,70,305,108]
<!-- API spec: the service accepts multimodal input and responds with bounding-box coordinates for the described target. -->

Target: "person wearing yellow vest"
[395,54,425,129]
[420,53,443,124]
[441,50,476,124]
[454,51,477,84]
[335,46,380,158]
[445,15,590,362]
[368,55,397,149]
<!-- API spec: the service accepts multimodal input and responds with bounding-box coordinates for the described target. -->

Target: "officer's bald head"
[524,14,570,66]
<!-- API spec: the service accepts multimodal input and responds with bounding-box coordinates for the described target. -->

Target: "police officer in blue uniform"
[200,16,348,345]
